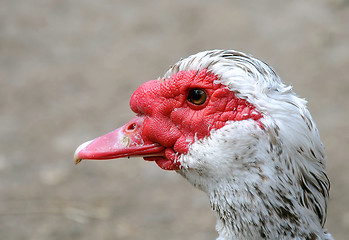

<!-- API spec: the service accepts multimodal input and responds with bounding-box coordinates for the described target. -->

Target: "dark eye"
[188,89,207,105]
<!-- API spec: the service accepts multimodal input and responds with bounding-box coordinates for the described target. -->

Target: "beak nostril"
[125,123,137,132]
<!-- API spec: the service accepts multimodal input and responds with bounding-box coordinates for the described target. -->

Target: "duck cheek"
[143,117,181,148]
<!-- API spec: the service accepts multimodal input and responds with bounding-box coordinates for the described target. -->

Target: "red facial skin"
[75,69,262,170]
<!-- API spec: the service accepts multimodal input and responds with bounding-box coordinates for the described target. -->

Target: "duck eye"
[188,89,207,105]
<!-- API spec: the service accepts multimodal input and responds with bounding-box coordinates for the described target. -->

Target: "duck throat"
[209,180,270,239]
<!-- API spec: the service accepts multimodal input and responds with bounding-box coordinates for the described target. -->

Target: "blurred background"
[1,0,348,239]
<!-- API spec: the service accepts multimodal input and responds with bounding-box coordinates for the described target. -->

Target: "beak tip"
[74,140,93,165]
[75,158,82,165]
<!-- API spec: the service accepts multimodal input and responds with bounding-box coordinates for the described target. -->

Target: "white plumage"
[173,50,332,239]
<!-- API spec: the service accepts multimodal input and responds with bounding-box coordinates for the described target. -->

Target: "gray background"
[1,0,348,239]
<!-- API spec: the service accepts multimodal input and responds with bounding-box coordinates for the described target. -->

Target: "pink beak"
[74,116,165,164]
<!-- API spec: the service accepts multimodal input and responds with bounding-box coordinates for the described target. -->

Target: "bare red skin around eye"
[129,69,262,170]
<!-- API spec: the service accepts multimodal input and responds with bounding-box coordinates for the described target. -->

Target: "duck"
[74,50,333,240]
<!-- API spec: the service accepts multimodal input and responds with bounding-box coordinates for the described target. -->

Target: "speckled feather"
[165,50,332,240]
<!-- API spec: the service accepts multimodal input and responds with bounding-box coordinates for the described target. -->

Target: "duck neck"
[207,179,325,240]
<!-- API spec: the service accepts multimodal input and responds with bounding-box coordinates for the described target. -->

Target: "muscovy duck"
[74,50,333,240]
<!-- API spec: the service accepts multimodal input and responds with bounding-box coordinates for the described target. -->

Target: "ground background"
[1,0,348,239]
